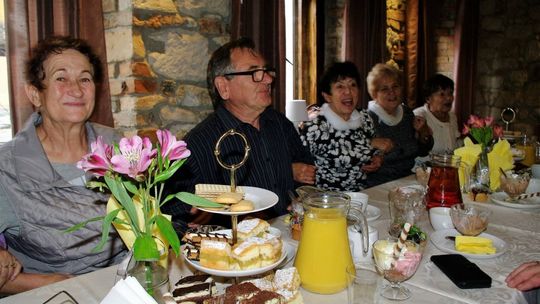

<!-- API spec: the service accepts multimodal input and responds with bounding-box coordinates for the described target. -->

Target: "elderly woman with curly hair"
[365,63,433,187]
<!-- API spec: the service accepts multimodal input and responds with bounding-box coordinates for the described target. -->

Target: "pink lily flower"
[484,116,494,126]
[493,124,503,138]
[157,129,191,161]
[77,136,113,176]
[111,136,156,179]
[462,124,470,135]
[467,115,484,128]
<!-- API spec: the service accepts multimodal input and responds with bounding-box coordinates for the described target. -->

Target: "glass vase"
[127,260,169,303]
[469,146,491,195]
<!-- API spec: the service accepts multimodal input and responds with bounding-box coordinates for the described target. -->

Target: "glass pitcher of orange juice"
[294,192,368,294]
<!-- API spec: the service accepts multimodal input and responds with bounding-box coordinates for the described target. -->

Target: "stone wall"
[102,0,230,138]
[100,0,539,138]
[476,0,540,136]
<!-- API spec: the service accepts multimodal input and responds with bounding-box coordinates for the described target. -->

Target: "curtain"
[453,0,479,127]
[404,0,437,109]
[231,0,286,113]
[5,0,113,134]
[343,0,386,109]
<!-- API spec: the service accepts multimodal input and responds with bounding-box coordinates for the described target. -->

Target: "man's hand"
[188,207,214,227]
[506,261,540,291]
[292,163,316,185]
[0,249,21,289]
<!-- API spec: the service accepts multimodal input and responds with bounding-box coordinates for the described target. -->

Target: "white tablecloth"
[1,175,538,304]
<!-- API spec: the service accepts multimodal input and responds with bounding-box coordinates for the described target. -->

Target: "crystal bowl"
[450,205,490,236]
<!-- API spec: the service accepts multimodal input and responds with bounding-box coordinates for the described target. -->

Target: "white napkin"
[100,276,158,304]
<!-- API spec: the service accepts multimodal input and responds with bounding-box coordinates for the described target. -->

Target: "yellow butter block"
[455,236,496,254]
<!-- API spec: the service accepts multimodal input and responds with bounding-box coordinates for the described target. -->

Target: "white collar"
[321,103,362,130]
[368,100,403,126]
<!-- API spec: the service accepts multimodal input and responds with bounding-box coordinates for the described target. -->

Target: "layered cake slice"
[183,231,232,247]
[224,282,260,302]
[273,267,303,304]
[165,274,217,304]
[240,290,285,304]
[237,218,270,241]
[232,238,262,269]
[199,239,233,270]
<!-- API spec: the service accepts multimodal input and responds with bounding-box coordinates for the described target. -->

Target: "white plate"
[198,186,279,215]
[366,205,381,222]
[183,242,290,278]
[490,192,540,209]
[430,229,508,259]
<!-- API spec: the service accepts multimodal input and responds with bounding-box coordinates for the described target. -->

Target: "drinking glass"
[388,186,427,238]
[372,239,424,301]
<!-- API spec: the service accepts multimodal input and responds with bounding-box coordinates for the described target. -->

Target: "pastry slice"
[199,239,232,270]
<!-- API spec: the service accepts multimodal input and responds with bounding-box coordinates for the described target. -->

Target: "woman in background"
[414,74,460,154]
[299,61,391,191]
[366,63,433,187]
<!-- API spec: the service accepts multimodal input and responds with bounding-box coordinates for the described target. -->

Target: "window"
[0,2,12,143]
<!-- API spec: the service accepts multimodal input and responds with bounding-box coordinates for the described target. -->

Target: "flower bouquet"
[455,115,512,199]
[68,129,221,296]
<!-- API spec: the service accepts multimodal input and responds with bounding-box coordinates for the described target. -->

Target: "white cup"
[429,207,454,230]
[531,164,540,179]
[345,192,369,213]
[348,225,378,263]
[527,178,540,193]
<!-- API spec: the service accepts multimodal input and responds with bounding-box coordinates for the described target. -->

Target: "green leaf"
[162,194,175,205]
[133,235,160,261]
[85,180,108,191]
[123,180,138,196]
[91,208,123,253]
[155,215,181,256]
[154,159,185,184]
[105,176,140,231]
[64,216,105,233]
[175,192,223,208]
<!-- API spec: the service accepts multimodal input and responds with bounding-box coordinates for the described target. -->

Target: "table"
[1,175,538,304]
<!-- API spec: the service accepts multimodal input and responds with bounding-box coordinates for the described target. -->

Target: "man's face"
[220,48,274,113]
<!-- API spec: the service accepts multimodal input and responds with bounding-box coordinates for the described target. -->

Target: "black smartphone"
[431,254,492,289]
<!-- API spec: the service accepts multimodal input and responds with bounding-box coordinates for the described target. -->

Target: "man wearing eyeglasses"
[164,37,315,229]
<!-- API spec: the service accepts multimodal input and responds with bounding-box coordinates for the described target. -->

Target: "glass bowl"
[449,205,490,236]
[500,172,531,200]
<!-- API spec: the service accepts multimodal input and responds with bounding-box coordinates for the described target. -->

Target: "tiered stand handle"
[214,129,251,245]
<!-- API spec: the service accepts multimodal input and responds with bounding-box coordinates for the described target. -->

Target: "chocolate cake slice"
[224,282,260,302]
[170,274,217,303]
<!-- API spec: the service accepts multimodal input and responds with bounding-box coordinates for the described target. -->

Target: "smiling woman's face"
[322,77,359,121]
[373,76,402,115]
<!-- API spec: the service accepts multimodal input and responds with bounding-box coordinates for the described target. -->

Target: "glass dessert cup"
[450,204,490,236]
[373,239,424,301]
[499,172,530,200]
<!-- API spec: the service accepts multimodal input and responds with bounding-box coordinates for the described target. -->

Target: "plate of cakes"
[194,184,279,215]
[164,267,303,303]
[182,218,289,277]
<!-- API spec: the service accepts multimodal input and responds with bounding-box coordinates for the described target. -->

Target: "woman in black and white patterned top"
[299,62,391,191]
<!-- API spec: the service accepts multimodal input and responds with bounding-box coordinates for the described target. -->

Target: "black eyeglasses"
[223,67,276,82]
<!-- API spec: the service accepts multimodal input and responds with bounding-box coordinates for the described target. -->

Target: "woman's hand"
[362,155,383,173]
[292,163,316,185]
[371,138,394,153]
[0,249,22,289]
[414,116,432,143]
[506,261,540,291]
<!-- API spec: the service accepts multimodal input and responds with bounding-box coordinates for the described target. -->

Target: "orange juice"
[294,207,354,294]
[516,144,535,167]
